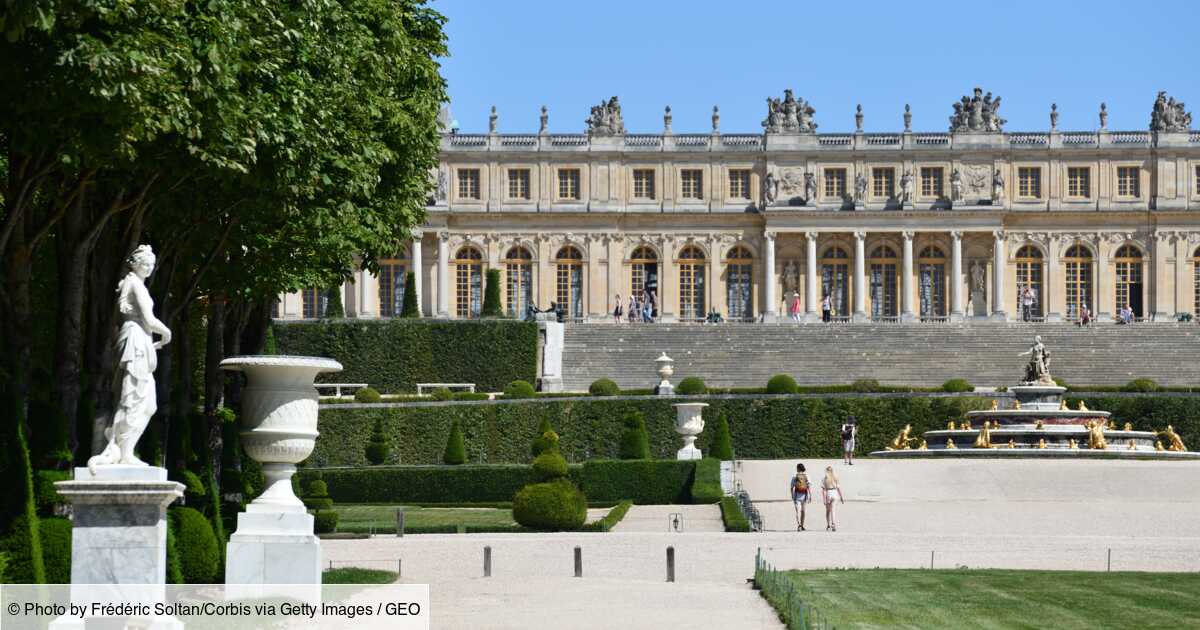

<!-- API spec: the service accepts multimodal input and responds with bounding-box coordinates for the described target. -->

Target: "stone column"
[901,230,915,322]
[356,269,376,318]
[853,231,867,321]
[1046,236,1064,322]
[1151,231,1171,321]
[707,237,720,320]
[436,231,450,317]
[991,230,1007,320]
[805,231,819,321]
[950,230,964,321]
[1095,237,1110,320]
[659,237,678,322]
[411,230,424,316]
[763,231,777,322]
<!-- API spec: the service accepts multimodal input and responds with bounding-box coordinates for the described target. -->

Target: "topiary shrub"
[38,517,71,584]
[400,271,419,318]
[504,380,535,399]
[166,520,183,584]
[452,391,490,401]
[480,269,503,317]
[589,378,620,397]
[676,377,707,395]
[708,412,735,460]
[690,458,723,504]
[324,286,345,318]
[531,450,569,481]
[617,411,651,460]
[851,378,881,393]
[531,419,556,458]
[431,387,454,401]
[941,378,974,393]
[175,470,205,506]
[443,420,467,464]
[303,479,334,511]
[512,478,587,531]
[314,510,339,534]
[364,418,390,465]
[354,387,382,403]
[170,507,219,583]
[766,374,798,395]
[33,470,70,516]
[1122,378,1160,393]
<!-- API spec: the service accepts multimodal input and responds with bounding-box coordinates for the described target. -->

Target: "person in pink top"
[788,291,802,322]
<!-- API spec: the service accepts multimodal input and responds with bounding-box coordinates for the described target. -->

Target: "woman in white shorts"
[821,466,845,531]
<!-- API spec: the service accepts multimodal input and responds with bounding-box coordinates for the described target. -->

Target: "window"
[823,168,847,199]
[820,246,851,318]
[557,169,581,200]
[678,246,707,321]
[632,169,656,200]
[680,169,704,200]
[301,288,324,319]
[1064,244,1094,320]
[920,167,944,198]
[917,246,946,318]
[556,246,584,320]
[378,256,407,317]
[872,168,895,199]
[1195,165,1200,197]
[1117,166,1140,198]
[456,169,480,200]
[1014,245,1044,319]
[1067,167,1091,199]
[868,245,898,319]
[630,246,659,313]
[725,246,754,321]
[1114,244,1144,318]
[507,169,530,200]
[728,169,751,199]
[1017,167,1042,199]
[504,246,533,318]
[453,246,484,318]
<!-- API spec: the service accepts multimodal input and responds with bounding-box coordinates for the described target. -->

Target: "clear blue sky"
[435,0,1199,134]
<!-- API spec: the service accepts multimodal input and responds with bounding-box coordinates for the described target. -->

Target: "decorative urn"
[656,352,675,396]
[673,402,708,460]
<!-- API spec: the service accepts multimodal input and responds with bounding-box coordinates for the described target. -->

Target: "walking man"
[841,417,857,465]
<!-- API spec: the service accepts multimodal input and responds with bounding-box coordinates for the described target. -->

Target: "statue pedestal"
[55,466,183,586]
[673,403,708,460]
[225,508,321,586]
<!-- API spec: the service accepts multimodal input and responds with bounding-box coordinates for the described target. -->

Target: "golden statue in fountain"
[1059,399,1068,411]
[1078,400,1088,411]
[946,438,957,449]
[1036,438,1048,449]
[1123,422,1132,431]
[1035,420,1044,430]
[1162,426,1187,452]
[1086,420,1108,450]
[886,424,917,450]
[974,421,994,449]
[947,420,956,431]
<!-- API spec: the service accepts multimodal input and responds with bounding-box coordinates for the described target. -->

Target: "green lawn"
[777,569,1200,629]
[333,504,518,533]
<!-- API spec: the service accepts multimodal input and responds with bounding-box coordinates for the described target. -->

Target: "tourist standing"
[821,466,845,531]
[789,291,802,322]
[789,463,811,531]
[612,294,623,322]
[840,418,857,465]
[821,294,832,323]
[1078,303,1091,327]
[628,295,638,323]
[1021,285,1035,322]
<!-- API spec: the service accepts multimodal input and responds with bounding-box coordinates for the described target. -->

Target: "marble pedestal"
[225,509,321,585]
[54,466,183,585]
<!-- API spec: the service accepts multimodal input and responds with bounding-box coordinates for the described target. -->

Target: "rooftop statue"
[586,96,626,136]
[1017,335,1054,386]
[88,245,172,472]
[1150,91,1192,132]
[762,89,817,134]
[949,87,1006,132]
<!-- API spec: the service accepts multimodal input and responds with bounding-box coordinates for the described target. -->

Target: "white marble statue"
[89,245,172,472]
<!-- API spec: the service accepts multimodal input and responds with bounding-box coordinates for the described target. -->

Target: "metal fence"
[754,548,835,630]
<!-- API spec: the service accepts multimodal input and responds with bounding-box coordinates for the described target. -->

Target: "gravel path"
[611,504,723,533]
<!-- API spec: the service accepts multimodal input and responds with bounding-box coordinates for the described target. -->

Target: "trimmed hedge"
[767,374,798,395]
[720,496,750,532]
[170,507,219,584]
[690,458,723,504]
[39,517,71,583]
[942,378,974,393]
[583,500,633,532]
[307,395,992,466]
[314,511,339,534]
[299,460,700,506]
[274,319,537,393]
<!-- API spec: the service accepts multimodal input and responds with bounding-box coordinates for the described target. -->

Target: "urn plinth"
[656,353,675,396]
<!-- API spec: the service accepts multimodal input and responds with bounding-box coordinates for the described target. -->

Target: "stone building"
[277,89,1200,324]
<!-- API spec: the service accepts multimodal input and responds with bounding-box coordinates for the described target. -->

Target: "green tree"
[480,269,503,317]
[400,271,419,318]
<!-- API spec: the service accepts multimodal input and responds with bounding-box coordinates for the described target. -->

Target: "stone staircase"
[561,322,1200,391]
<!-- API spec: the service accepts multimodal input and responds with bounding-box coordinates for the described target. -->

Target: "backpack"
[841,427,853,441]
[793,474,808,494]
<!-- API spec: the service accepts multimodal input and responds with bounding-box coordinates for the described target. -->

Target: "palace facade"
[277,90,1200,324]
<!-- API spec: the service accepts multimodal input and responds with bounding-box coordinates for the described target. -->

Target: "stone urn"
[673,402,708,460]
[656,352,675,396]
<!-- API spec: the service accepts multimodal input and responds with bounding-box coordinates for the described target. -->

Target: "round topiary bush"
[170,507,219,583]
[618,411,650,460]
[313,510,339,534]
[354,387,382,403]
[531,451,569,481]
[676,377,707,395]
[588,378,620,397]
[504,380,536,399]
[364,418,390,465]
[1123,378,1160,392]
[941,378,974,393]
[39,517,71,584]
[431,387,454,401]
[303,479,334,511]
[512,478,588,531]
[851,378,881,393]
[766,374,798,395]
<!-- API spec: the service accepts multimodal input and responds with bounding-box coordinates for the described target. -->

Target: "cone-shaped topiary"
[364,418,390,464]
[618,411,651,459]
[531,419,556,458]
[480,269,503,317]
[512,431,587,530]
[766,374,798,395]
[443,420,467,464]
[324,285,345,318]
[400,271,419,318]
[709,412,735,460]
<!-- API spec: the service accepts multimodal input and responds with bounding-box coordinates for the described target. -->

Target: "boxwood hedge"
[274,319,537,393]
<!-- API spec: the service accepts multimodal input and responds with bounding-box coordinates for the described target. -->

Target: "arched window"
[917,246,947,319]
[378,249,408,318]
[1014,245,1044,320]
[1114,244,1144,318]
[725,246,754,321]
[678,246,707,321]
[1064,244,1093,320]
[453,246,484,318]
[630,246,659,315]
[820,246,850,318]
[504,246,533,318]
[868,245,899,319]
[556,245,584,321]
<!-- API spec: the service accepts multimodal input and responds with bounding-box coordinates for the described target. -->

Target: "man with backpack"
[790,463,811,531]
[841,417,857,465]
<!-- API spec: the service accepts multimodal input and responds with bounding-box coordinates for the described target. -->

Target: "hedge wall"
[306,396,992,466]
[274,319,537,393]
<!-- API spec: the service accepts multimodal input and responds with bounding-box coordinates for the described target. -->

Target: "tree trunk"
[204,297,225,479]
[2,209,34,430]
[53,190,89,457]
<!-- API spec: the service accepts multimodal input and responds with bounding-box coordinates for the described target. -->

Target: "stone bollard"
[574,546,582,578]
[396,508,405,537]
[666,546,675,583]
[484,546,492,577]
